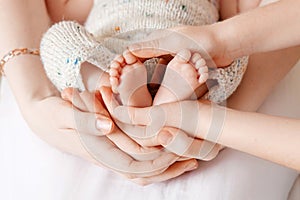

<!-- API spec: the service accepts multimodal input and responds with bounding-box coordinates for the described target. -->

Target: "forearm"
[227,45,300,111]
[215,0,300,59]
[0,0,57,107]
[218,107,300,170]
[222,44,300,170]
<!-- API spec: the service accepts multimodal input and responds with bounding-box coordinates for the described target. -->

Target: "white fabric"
[1,59,299,199]
[41,0,248,103]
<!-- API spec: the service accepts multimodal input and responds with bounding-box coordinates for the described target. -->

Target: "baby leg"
[109,50,152,107]
[153,49,208,105]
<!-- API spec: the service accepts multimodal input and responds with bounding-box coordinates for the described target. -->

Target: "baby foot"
[109,50,152,107]
[153,49,208,105]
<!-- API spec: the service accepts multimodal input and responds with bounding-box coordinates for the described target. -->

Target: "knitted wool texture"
[40,0,248,103]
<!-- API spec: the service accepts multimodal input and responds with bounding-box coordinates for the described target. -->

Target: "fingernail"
[61,88,74,101]
[61,92,68,100]
[96,117,113,134]
[185,161,198,171]
[61,90,71,100]
[159,131,173,145]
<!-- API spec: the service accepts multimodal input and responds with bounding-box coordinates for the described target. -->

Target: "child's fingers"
[61,88,87,111]
[99,86,121,115]
[61,88,114,135]
[79,90,110,117]
[158,127,221,161]
[61,88,110,117]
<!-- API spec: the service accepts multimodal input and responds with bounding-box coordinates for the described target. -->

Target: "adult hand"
[100,86,222,161]
[20,91,113,162]
[129,25,233,67]
[57,88,199,184]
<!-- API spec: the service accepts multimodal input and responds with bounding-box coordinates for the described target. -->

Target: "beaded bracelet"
[0,48,40,76]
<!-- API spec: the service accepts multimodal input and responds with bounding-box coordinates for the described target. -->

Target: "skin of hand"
[129,25,233,68]
[129,0,300,67]
[61,88,199,185]
[100,86,222,161]
[106,40,300,182]
[0,0,200,185]
[121,0,300,173]
[103,44,300,171]
[106,91,300,171]
[0,0,119,168]
[4,0,298,184]
[48,0,201,184]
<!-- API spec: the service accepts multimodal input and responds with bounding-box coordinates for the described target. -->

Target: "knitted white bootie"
[40,21,116,91]
[40,21,248,103]
[208,56,248,103]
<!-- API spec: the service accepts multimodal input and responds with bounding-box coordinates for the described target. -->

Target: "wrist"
[214,12,261,59]
[196,101,227,143]
[195,100,213,139]
[212,21,237,58]
[202,23,236,67]
[4,56,59,104]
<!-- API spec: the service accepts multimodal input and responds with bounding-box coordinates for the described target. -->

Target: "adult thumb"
[129,38,173,58]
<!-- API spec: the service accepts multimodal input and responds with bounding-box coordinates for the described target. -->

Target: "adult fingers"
[101,87,189,140]
[79,132,179,176]
[62,88,110,116]
[101,85,170,126]
[61,107,113,136]
[157,127,221,161]
[106,127,164,161]
[60,91,177,175]
[61,125,176,178]
[101,86,224,150]
[100,86,121,114]
[61,88,87,111]
[59,88,113,136]
[109,97,225,146]
[128,29,174,58]
[100,86,162,146]
[128,28,201,59]
[131,159,198,186]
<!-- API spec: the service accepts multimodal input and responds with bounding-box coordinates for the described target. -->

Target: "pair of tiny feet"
[109,49,209,147]
[109,49,209,108]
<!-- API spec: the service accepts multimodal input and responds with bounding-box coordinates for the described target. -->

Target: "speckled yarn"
[40,0,248,103]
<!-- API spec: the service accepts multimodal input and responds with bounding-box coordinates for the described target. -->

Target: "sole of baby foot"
[109,50,152,107]
[153,49,209,105]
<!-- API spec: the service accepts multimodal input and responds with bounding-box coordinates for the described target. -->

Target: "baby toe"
[114,55,124,64]
[123,49,138,65]
[109,77,120,94]
[109,68,119,77]
[198,72,209,84]
[198,66,208,74]
[175,49,192,63]
[195,58,206,69]
[111,61,121,69]
[191,53,202,64]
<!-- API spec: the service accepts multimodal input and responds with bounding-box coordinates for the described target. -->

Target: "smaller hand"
[100,86,222,161]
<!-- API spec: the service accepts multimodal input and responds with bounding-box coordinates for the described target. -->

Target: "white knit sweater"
[40,0,248,103]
